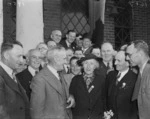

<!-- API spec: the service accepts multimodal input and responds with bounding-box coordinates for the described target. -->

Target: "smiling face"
[51,30,62,43]
[66,32,76,44]
[70,59,81,75]
[83,38,92,49]
[28,50,42,70]
[115,51,129,72]
[83,59,97,75]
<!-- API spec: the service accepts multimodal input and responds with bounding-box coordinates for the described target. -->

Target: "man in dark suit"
[60,30,76,50]
[99,42,116,77]
[82,37,93,55]
[30,46,75,119]
[126,40,150,119]
[0,41,30,119]
[106,51,138,119]
[16,49,42,100]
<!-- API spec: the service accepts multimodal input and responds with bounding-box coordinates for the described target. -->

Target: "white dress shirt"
[28,66,38,77]
[117,68,129,82]
[0,61,14,80]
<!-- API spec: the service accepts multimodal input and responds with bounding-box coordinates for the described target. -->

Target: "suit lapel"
[60,72,70,98]
[43,67,64,97]
[108,72,118,96]
[79,76,89,97]
[140,62,150,88]
[0,66,28,99]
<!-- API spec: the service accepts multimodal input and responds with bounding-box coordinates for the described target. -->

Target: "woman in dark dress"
[69,54,106,119]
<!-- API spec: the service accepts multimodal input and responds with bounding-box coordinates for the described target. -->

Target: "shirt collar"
[103,61,112,67]
[117,68,129,82]
[119,68,129,75]
[28,66,38,76]
[47,65,60,80]
[0,61,13,78]
[66,40,71,47]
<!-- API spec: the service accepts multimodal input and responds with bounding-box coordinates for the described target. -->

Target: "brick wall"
[104,11,115,45]
[132,6,148,42]
[3,0,150,47]
[43,0,61,43]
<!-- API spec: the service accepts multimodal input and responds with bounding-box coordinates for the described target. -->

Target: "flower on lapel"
[103,110,114,119]
[122,82,126,88]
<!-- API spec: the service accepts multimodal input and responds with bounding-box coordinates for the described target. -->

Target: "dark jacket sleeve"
[0,76,10,119]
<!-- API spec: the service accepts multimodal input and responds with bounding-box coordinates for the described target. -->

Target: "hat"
[77,53,99,66]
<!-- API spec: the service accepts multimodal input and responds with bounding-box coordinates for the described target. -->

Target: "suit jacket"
[16,68,33,100]
[30,66,72,119]
[137,62,150,119]
[99,60,116,78]
[69,70,106,119]
[60,39,76,50]
[82,46,93,55]
[106,70,138,119]
[0,66,30,119]
[63,73,74,89]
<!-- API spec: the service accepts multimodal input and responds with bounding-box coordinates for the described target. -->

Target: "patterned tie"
[132,73,142,101]
[84,75,94,90]
[115,72,121,85]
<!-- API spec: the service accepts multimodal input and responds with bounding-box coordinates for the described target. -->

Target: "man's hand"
[66,95,75,108]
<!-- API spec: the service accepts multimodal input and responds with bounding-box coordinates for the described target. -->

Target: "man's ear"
[66,34,68,39]
[3,51,9,60]
[51,34,53,39]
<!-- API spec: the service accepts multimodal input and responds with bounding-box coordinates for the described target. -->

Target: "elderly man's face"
[51,31,62,43]
[6,44,24,72]
[101,43,114,62]
[28,50,42,70]
[126,44,140,67]
[83,59,97,75]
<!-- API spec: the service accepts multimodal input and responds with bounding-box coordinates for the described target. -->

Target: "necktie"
[107,62,110,70]
[116,73,121,85]
[12,72,17,83]
[35,71,39,75]
[132,73,142,101]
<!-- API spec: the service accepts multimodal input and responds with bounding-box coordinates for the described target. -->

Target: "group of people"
[0,29,150,119]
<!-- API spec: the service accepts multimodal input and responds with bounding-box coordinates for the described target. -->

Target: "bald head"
[101,42,114,62]
[51,30,62,43]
